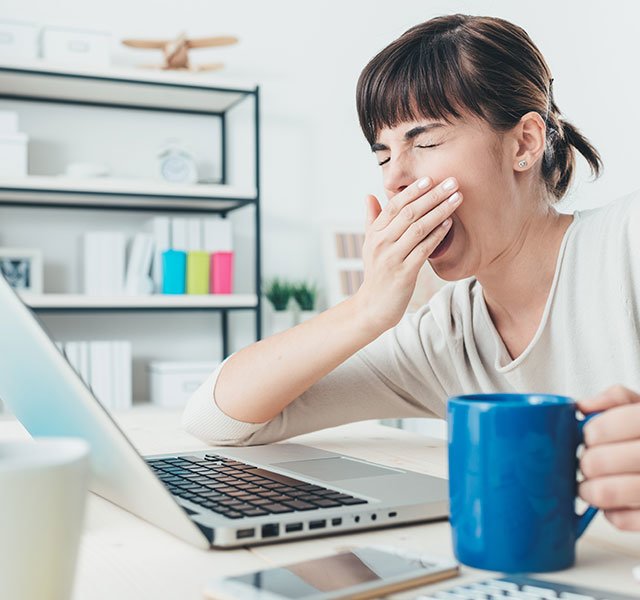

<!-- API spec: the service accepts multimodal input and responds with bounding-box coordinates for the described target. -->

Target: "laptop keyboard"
[147,454,369,520]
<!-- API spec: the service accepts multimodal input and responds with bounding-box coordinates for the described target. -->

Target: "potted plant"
[263,278,294,334]
[292,281,319,323]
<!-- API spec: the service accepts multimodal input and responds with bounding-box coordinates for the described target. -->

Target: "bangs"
[356,28,487,146]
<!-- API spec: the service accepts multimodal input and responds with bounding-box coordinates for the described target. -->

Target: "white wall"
[2,0,639,403]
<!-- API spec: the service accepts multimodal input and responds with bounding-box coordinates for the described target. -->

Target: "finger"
[604,508,640,531]
[382,177,461,242]
[395,191,463,257]
[581,439,640,478]
[578,384,640,414]
[583,403,640,446]
[365,195,382,228]
[579,474,640,509]
[403,218,452,271]
[373,176,438,232]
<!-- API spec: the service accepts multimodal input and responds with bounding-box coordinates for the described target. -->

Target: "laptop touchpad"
[273,457,403,481]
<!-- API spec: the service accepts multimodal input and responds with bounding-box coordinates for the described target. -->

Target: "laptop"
[0,276,448,549]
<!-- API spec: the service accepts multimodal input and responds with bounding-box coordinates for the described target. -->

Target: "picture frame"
[0,247,43,295]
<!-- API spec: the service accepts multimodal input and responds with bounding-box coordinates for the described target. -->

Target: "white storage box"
[148,361,218,408]
[41,27,111,67]
[0,132,28,176]
[0,20,39,62]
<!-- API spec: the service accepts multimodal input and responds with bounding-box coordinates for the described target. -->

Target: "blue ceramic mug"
[447,393,598,573]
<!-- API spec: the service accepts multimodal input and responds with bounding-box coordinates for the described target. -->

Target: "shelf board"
[0,60,257,114]
[21,293,258,311]
[0,176,257,212]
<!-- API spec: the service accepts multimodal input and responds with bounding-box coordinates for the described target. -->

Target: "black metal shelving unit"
[0,62,262,359]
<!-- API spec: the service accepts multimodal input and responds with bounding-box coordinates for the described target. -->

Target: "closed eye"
[377,143,440,166]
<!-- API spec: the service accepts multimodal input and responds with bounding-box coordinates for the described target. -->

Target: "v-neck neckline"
[477,211,581,372]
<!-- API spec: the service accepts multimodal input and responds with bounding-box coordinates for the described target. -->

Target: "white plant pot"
[297,309,319,324]
[269,309,295,335]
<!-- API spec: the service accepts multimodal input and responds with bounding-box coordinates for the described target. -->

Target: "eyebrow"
[371,123,447,152]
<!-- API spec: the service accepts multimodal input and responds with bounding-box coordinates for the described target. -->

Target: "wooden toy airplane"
[121,32,238,71]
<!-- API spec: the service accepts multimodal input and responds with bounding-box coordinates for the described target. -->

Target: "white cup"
[0,438,90,600]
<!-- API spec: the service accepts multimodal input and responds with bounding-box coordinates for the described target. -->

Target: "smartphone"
[204,545,459,600]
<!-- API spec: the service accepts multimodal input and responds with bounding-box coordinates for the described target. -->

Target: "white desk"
[1,408,639,599]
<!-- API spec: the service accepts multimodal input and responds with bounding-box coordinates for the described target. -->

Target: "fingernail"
[417,177,431,189]
[442,177,457,191]
[448,191,461,204]
[442,218,451,228]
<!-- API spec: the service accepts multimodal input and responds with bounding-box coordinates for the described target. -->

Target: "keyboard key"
[337,497,368,505]
[282,500,317,511]
[312,499,342,508]
[221,511,243,519]
[242,508,269,517]
[262,503,295,514]
[558,594,596,600]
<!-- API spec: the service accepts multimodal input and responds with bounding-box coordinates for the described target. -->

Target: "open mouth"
[428,221,455,259]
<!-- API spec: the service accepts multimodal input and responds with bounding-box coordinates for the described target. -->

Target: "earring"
[518,160,527,168]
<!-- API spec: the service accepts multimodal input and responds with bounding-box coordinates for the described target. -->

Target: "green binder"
[186,251,210,295]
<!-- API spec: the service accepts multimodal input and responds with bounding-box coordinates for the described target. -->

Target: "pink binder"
[210,251,234,294]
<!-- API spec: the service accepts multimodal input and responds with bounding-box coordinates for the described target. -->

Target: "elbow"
[181,392,269,447]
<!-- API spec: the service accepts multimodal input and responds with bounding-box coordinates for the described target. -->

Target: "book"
[211,251,234,294]
[187,218,203,251]
[150,217,170,293]
[203,217,233,252]
[162,250,187,294]
[112,340,132,410]
[124,233,154,295]
[171,218,188,251]
[186,251,210,295]
[89,340,113,410]
[83,232,126,296]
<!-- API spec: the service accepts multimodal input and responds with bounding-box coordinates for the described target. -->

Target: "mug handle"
[575,412,601,538]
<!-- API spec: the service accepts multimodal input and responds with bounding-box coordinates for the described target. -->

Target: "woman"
[183,14,640,531]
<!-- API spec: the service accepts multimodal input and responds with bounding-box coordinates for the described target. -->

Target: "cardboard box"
[148,361,218,408]
[0,132,28,176]
[41,26,111,67]
[0,20,39,62]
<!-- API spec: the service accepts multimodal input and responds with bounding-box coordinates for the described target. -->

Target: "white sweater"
[182,191,640,446]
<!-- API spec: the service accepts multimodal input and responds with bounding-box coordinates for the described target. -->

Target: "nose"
[382,155,416,198]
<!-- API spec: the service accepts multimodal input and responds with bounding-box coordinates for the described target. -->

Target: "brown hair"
[356,14,602,201]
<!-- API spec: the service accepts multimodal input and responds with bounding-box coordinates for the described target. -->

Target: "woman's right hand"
[354,175,463,336]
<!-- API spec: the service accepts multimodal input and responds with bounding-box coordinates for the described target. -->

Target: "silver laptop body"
[0,276,448,549]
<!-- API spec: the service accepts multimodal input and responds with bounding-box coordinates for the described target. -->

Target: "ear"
[511,111,546,172]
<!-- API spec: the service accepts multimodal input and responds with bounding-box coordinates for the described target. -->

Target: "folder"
[162,250,186,294]
[186,251,210,295]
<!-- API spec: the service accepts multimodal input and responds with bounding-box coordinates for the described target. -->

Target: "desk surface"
[1,407,639,600]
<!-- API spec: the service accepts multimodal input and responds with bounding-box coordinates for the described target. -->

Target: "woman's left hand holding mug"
[578,385,640,531]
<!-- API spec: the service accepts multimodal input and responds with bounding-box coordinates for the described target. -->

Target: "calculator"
[415,575,638,600]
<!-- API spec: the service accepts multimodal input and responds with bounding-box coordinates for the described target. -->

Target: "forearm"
[215,294,382,423]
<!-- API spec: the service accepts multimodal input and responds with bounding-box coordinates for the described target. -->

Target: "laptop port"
[285,522,303,533]
[261,523,279,538]
[371,514,377,521]
[354,516,360,523]
[309,520,326,530]
[331,518,342,526]
[388,511,397,518]
[236,528,255,540]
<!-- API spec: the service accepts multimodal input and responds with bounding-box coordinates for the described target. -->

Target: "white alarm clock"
[157,143,198,184]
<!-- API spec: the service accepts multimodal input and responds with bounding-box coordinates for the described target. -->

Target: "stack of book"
[151,216,234,295]
[58,340,132,411]
[82,216,234,297]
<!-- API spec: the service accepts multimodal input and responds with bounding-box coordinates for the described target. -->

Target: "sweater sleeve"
[181,303,450,446]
